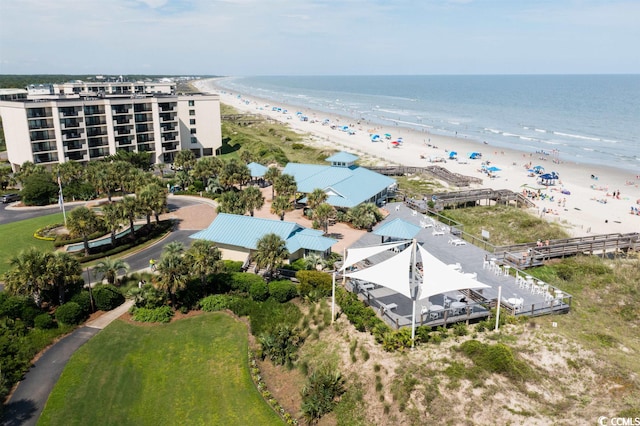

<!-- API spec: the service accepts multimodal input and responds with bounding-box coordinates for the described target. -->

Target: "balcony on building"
[134,113,153,123]
[159,102,177,112]
[84,106,106,116]
[86,127,107,137]
[113,116,132,125]
[133,104,153,113]
[112,105,132,115]
[34,153,59,164]
[86,116,107,126]
[137,143,155,152]
[162,142,179,152]
[30,130,55,141]
[28,119,54,130]
[59,107,81,118]
[137,134,155,143]
[88,137,109,148]
[32,142,57,153]
[114,126,133,136]
[62,129,84,141]
[65,151,87,162]
[116,136,135,146]
[135,124,153,133]
[27,107,52,119]
[64,141,85,152]
[61,119,82,129]
[160,112,177,122]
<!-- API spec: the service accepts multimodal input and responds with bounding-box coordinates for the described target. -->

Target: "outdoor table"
[430,304,444,312]
[507,298,519,305]
[362,283,375,291]
[450,301,466,315]
[386,303,398,311]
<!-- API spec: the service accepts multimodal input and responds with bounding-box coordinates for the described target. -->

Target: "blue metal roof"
[247,162,268,177]
[189,213,336,253]
[282,163,396,208]
[325,151,359,164]
[373,218,421,239]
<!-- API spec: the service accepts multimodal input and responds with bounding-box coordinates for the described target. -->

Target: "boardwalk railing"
[369,165,482,187]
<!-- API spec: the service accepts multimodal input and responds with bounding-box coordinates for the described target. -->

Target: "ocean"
[215,75,640,174]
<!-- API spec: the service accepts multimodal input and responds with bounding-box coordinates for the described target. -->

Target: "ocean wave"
[553,131,600,142]
[375,107,412,116]
[502,132,520,138]
[484,128,501,134]
[582,147,595,151]
[519,136,535,141]
[535,128,547,133]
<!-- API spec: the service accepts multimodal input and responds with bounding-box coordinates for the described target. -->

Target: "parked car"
[1,193,21,203]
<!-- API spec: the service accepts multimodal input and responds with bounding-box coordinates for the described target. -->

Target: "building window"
[188,100,195,107]
[189,110,195,116]
[190,128,197,134]
[191,137,197,144]
[189,119,196,125]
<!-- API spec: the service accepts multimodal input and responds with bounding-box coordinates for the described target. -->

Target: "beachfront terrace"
[343,202,572,330]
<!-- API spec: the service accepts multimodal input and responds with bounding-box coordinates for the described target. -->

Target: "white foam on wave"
[375,107,412,116]
[448,121,460,125]
[553,131,600,142]
[484,128,501,134]
[502,132,520,138]
[535,128,547,133]
[583,147,595,151]
[519,136,535,141]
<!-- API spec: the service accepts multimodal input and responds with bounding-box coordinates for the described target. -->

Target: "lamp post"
[86,267,95,313]
[331,271,336,324]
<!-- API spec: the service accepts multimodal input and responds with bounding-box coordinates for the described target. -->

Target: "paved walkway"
[1,300,134,426]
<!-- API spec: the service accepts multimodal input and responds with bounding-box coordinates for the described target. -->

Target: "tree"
[185,240,223,286]
[313,203,335,234]
[110,160,134,194]
[87,162,115,201]
[173,149,197,172]
[347,202,383,230]
[163,241,186,257]
[274,174,297,201]
[156,253,188,306]
[219,159,250,190]
[20,172,58,206]
[191,156,223,186]
[14,161,46,186]
[175,170,193,190]
[0,166,12,190]
[137,182,166,225]
[94,257,130,285]
[307,188,328,210]
[264,166,281,201]
[48,251,81,305]
[53,161,84,186]
[4,248,52,306]
[271,195,293,221]
[242,186,265,216]
[240,150,254,164]
[120,196,141,240]
[253,233,289,279]
[101,202,124,246]
[67,206,101,256]
[216,191,247,215]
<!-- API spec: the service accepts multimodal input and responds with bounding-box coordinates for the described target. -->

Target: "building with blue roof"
[282,152,396,208]
[247,162,268,178]
[189,213,337,263]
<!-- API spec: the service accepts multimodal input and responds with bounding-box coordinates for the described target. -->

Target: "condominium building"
[0,90,222,171]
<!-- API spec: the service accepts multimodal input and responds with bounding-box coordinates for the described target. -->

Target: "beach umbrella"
[397,137,404,143]
[391,141,400,147]
[385,133,392,139]
[487,166,501,172]
[371,134,381,142]
[449,151,458,159]
[468,152,482,159]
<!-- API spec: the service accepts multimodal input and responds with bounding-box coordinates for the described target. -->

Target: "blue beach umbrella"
[487,166,501,172]
[449,151,458,159]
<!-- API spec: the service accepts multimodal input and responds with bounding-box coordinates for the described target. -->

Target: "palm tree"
[185,240,223,286]
[163,241,185,257]
[303,253,326,271]
[174,149,197,172]
[101,202,124,246]
[111,160,134,194]
[347,202,383,230]
[271,195,293,221]
[313,202,335,234]
[216,191,246,215]
[242,186,265,216]
[307,188,328,210]
[4,248,52,306]
[94,257,130,285]
[120,196,140,241]
[191,156,223,186]
[67,206,101,256]
[219,159,251,190]
[87,162,114,201]
[253,233,289,279]
[240,150,254,164]
[49,252,81,305]
[156,253,188,306]
[264,166,281,201]
[274,174,297,200]
[137,182,166,225]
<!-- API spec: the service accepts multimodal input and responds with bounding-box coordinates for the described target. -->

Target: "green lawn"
[0,212,63,275]
[38,313,284,426]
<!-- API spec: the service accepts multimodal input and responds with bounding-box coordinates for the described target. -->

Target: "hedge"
[268,280,298,303]
[55,302,85,325]
[130,306,174,323]
[92,285,124,311]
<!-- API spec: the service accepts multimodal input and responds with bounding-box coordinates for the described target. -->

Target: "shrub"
[259,324,304,367]
[70,291,93,316]
[131,306,174,323]
[200,294,234,312]
[0,295,39,323]
[459,340,532,382]
[55,302,85,325]
[268,280,298,303]
[453,323,468,336]
[222,260,244,273]
[301,368,346,423]
[297,270,332,300]
[34,313,56,329]
[92,284,125,311]
[229,272,266,293]
[249,281,269,301]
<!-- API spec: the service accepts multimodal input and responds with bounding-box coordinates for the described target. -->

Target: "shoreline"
[196,78,640,238]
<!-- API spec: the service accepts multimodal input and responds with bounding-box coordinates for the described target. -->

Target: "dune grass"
[0,212,63,275]
[39,313,284,426]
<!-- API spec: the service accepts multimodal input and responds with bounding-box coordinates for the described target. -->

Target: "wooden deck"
[428,188,536,210]
[369,165,483,187]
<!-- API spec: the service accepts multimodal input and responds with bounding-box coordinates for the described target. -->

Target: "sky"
[0,0,638,76]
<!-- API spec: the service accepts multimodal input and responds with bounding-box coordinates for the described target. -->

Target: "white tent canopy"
[341,240,410,271]
[417,244,490,300]
[344,245,413,298]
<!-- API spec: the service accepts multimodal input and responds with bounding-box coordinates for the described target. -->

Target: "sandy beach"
[195,78,640,238]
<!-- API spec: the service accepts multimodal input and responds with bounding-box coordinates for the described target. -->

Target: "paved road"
[0,202,68,226]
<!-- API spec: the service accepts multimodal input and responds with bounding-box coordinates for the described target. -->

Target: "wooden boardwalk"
[428,188,536,210]
[369,165,483,187]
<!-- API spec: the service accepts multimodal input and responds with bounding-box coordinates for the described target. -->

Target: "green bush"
[259,324,304,366]
[297,270,332,300]
[459,340,532,382]
[70,291,93,316]
[34,313,56,329]
[200,294,234,312]
[249,281,269,301]
[92,284,124,311]
[131,306,174,323]
[55,302,85,325]
[301,368,346,423]
[0,295,39,323]
[222,260,244,273]
[230,272,266,293]
[268,280,298,303]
